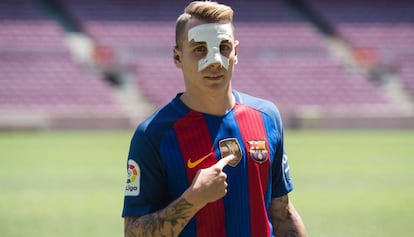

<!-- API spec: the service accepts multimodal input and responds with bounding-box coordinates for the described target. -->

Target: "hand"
[182,154,236,209]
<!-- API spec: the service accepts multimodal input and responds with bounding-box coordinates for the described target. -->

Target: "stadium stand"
[400,59,414,98]
[1,0,413,129]
[308,0,413,73]
[299,0,414,128]
[0,0,132,130]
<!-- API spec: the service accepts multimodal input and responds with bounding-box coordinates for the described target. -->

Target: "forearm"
[273,204,306,237]
[124,156,233,237]
[124,197,199,237]
[271,196,307,237]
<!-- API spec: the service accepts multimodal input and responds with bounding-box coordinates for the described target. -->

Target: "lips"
[204,74,224,80]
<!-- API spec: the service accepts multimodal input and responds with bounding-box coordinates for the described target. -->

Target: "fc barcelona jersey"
[122,90,294,237]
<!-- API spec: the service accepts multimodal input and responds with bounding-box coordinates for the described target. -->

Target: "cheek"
[181,58,200,75]
[186,57,200,70]
[228,54,238,65]
[227,55,238,71]
[183,51,203,64]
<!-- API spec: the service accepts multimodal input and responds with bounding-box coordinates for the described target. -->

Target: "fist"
[182,154,237,208]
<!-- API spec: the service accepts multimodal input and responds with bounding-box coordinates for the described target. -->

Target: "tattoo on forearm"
[125,198,194,237]
[272,195,289,221]
[271,196,302,237]
[282,230,299,237]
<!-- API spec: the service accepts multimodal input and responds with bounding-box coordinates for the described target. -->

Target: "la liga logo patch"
[125,159,140,196]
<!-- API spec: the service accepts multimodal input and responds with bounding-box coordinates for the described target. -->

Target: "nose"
[198,46,229,72]
[207,61,222,70]
[207,50,225,69]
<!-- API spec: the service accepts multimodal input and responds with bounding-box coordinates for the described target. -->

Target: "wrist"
[181,188,207,211]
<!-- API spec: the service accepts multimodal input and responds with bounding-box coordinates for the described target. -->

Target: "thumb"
[215,154,236,170]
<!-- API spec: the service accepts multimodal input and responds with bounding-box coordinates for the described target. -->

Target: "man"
[123,1,307,236]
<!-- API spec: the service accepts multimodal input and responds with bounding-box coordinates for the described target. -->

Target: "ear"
[173,47,182,68]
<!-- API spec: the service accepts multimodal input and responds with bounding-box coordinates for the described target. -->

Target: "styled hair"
[175,1,234,48]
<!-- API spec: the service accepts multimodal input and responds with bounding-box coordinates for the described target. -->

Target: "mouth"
[204,75,224,80]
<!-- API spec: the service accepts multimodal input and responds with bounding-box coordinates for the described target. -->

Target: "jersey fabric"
[122,90,294,237]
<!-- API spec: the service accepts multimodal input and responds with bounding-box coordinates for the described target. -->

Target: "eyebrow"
[189,39,230,46]
[188,40,207,47]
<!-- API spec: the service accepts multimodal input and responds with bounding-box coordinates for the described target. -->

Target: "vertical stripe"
[174,111,226,237]
[234,105,271,237]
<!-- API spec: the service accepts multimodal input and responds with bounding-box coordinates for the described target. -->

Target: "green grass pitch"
[0,130,413,237]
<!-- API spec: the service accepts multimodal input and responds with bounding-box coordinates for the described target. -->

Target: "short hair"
[175,1,234,48]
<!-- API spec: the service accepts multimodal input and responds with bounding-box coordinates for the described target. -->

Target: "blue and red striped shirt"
[123,90,293,237]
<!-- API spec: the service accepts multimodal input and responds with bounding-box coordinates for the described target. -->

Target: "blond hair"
[175,1,234,48]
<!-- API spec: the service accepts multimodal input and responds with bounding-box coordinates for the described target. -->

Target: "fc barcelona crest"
[247,140,268,163]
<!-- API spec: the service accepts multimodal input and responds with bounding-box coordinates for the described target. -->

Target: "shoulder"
[234,90,282,120]
[233,90,284,133]
[133,96,189,144]
[140,95,189,131]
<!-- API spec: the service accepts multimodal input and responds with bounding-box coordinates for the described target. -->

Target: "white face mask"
[187,23,233,72]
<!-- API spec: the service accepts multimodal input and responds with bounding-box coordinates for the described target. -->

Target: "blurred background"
[0,0,413,130]
[0,0,413,237]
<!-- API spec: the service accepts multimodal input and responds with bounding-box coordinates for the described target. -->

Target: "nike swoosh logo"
[187,153,212,169]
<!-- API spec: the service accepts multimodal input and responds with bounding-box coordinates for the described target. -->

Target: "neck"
[181,88,235,116]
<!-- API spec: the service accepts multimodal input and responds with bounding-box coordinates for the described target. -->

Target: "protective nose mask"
[188,23,233,72]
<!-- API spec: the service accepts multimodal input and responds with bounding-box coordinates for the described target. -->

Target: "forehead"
[184,18,234,43]
[188,23,233,43]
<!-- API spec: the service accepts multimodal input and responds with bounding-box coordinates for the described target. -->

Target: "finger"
[215,154,236,170]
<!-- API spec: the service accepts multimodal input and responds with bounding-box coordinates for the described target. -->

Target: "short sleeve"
[122,126,167,217]
[271,114,294,198]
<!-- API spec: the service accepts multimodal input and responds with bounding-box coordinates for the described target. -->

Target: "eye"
[194,45,207,54]
[220,43,231,53]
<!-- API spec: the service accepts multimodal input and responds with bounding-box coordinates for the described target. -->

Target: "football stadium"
[0,0,413,236]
